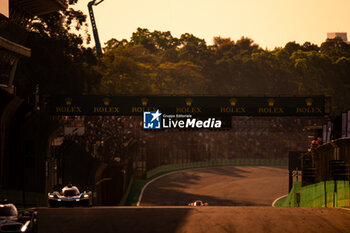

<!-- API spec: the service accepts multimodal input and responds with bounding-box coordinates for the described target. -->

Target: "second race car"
[0,199,37,233]
[188,200,208,206]
[48,185,92,207]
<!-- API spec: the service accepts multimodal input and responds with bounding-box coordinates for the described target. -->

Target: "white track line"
[338,207,350,211]
[137,166,240,206]
[271,196,350,209]
[137,170,183,206]
[272,194,288,207]
[138,166,287,207]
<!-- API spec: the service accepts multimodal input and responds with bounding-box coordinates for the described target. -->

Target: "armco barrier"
[146,159,287,179]
[276,180,350,208]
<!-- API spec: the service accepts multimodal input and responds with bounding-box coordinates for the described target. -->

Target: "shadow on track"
[140,166,288,206]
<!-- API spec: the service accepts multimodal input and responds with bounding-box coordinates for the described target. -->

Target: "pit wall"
[276,181,350,208]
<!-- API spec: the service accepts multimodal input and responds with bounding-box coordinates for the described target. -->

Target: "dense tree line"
[98,28,350,114]
[15,0,100,98]
[13,0,350,114]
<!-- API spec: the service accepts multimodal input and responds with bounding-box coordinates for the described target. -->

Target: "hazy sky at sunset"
[73,0,350,49]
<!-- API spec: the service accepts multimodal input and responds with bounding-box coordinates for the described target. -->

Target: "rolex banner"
[49,96,325,116]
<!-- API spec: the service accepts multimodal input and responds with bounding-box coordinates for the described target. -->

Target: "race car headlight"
[21,221,30,232]
[83,194,89,198]
[48,194,54,198]
[20,225,27,232]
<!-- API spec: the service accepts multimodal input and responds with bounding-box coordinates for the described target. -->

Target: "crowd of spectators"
[60,116,144,162]
[152,117,323,165]
[58,116,324,166]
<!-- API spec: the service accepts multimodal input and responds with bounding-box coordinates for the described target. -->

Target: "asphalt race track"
[140,166,289,206]
[38,166,350,233]
[38,206,350,233]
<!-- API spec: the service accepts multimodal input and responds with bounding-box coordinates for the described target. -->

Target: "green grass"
[278,181,350,208]
[124,179,148,206]
[274,196,288,207]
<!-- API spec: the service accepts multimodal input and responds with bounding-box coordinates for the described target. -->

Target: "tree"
[320,37,350,61]
[15,0,100,97]
[156,61,204,95]
[97,45,158,95]
[96,28,350,113]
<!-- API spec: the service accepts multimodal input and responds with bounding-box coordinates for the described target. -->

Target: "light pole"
[88,0,104,56]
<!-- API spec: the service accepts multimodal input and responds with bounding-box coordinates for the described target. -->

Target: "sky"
[72,0,350,50]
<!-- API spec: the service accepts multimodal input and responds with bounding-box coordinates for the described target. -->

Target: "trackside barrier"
[146,159,287,179]
[0,189,46,207]
[302,138,350,185]
[275,181,350,208]
[118,177,134,206]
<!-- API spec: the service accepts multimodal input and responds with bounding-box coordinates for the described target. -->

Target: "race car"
[188,200,208,206]
[0,199,37,233]
[48,185,92,207]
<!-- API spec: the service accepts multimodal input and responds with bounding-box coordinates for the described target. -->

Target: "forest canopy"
[97,28,350,113]
[13,0,350,114]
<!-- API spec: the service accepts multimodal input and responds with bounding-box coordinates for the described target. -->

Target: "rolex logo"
[65,98,72,106]
[229,98,237,106]
[185,98,193,106]
[305,98,313,107]
[103,98,110,106]
[267,98,275,107]
[141,98,148,106]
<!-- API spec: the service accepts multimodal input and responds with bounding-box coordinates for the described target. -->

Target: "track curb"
[137,170,184,206]
[272,194,288,207]
[138,166,288,207]
[137,165,246,206]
